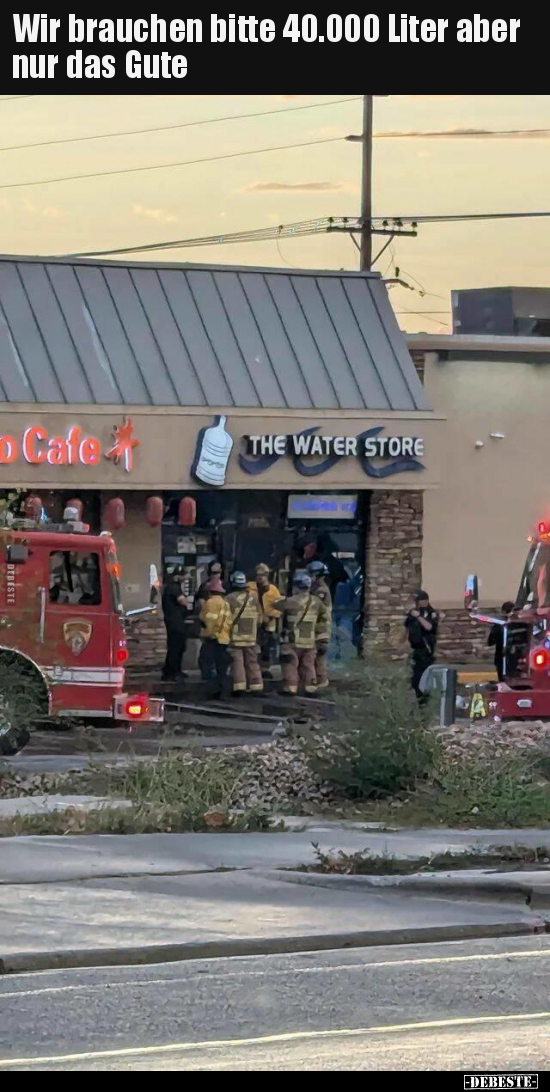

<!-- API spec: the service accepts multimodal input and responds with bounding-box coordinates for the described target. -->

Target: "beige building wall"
[422,347,550,608]
[102,492,162,611]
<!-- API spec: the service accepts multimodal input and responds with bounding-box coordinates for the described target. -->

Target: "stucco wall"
[103,492,162,611]
[423,351,550,608]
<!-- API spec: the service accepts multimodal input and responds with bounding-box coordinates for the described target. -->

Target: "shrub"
[301,663,441,800]
[433,753,550,827]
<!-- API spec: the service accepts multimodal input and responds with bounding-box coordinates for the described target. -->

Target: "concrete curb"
[267,869,550,908]
[0,919,546,976]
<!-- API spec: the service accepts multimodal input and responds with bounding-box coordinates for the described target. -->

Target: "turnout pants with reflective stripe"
[281,646,317,694]
[315,646,329,688]
[230,645,264,692]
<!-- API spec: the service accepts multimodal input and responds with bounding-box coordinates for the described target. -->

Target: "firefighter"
[196,561,225,605]
[308,561,333,689]
[198,578,232,698]
[227,572,264,693]
[249,563,282,666]
[275,572,331,695]
[161,565,191,681]
[404,590,439,702]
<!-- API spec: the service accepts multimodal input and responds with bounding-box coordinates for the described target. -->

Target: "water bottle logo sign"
[192,416,234,487]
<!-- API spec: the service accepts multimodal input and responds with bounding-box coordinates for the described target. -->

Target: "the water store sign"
[192,416,425,488]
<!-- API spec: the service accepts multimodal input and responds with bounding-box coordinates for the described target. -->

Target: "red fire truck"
[466,519,550,719]
[0,511,164,755]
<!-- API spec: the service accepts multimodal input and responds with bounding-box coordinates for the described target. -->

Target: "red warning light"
[125,696,149,719]
[533,649,548,670]
[539,522,548,536]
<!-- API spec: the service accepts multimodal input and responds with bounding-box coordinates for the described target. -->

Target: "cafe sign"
[0,417,140,472]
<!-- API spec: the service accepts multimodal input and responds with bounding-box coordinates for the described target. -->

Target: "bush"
[111,751,239,816]
[433,754,550,827]
[301,663,441,801]
[0,652,49,756]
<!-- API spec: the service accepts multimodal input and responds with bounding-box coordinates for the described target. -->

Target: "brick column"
[363,491,423,658]
[409,349,425,383]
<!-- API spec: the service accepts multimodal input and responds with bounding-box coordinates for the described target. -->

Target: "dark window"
[49,552,101,607]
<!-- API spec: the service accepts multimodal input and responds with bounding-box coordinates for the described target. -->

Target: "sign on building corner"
[0,416,140,473]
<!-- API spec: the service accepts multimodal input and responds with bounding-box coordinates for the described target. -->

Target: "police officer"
[161,565,191,681]
[275,572,330,695]
[227,572,264,693]
[404,590,439,701]
[308,561,332,689]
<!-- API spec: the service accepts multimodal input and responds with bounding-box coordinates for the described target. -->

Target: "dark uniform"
[162,577,189,681]
[405,601,439,700]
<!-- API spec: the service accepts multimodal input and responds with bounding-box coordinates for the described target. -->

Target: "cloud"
[21,199,63,218]
[132,203,178,224]
[375,127,550,140]
[242,181,345,193]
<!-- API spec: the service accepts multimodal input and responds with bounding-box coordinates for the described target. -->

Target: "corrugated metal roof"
[0,256,430,411]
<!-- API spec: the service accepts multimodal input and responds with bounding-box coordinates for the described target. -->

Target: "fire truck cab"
[466,520,550,718]
[0,513,164,754]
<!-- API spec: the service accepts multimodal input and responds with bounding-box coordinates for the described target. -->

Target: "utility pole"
[360,94,374,272]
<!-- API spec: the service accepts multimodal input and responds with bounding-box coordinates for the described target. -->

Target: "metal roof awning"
[0,256,430,412]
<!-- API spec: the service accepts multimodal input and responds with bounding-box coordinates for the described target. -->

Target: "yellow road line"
[1,1011,549,1068]
[2,944,550,1001]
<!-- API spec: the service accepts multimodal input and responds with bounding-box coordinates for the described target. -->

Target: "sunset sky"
[0,93,549,332]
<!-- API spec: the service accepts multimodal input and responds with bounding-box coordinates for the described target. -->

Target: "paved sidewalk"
[1,828,549,885]
[0,870,545,973]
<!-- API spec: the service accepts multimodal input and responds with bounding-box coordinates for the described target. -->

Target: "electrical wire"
[0,97,361,154]
[397,310,450,327]
[0,136,346,193]
[69,211,550,260]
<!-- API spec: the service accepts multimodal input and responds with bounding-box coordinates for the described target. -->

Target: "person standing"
[227,572,264,694]
[404,590,439,701]
[274,572,330,695]
[196,561,225,604]
[308,561,333,689]
[488,601,515,682]
[161,565,191,682]
[198,578,232,698]
[248,563,282,665]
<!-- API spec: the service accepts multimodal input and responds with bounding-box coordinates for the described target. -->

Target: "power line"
[68,212,550,260]
[0,97,361,155]
[0,136,345,193]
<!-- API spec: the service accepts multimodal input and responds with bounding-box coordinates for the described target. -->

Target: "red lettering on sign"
[80,437,101,466]
[23,426,48,464]
[66,426,82,466]
[47,437,68,466]
[0,436,18,464]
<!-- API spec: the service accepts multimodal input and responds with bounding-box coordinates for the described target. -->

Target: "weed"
[308,842,550,876]
[301,663,441,800]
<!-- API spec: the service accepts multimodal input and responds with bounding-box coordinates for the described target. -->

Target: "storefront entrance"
[162,489,367,660]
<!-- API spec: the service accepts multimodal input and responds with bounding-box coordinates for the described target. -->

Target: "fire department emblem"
[63,620,93,657]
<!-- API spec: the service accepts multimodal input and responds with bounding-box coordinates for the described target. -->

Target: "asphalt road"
[1,935,549,1071]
